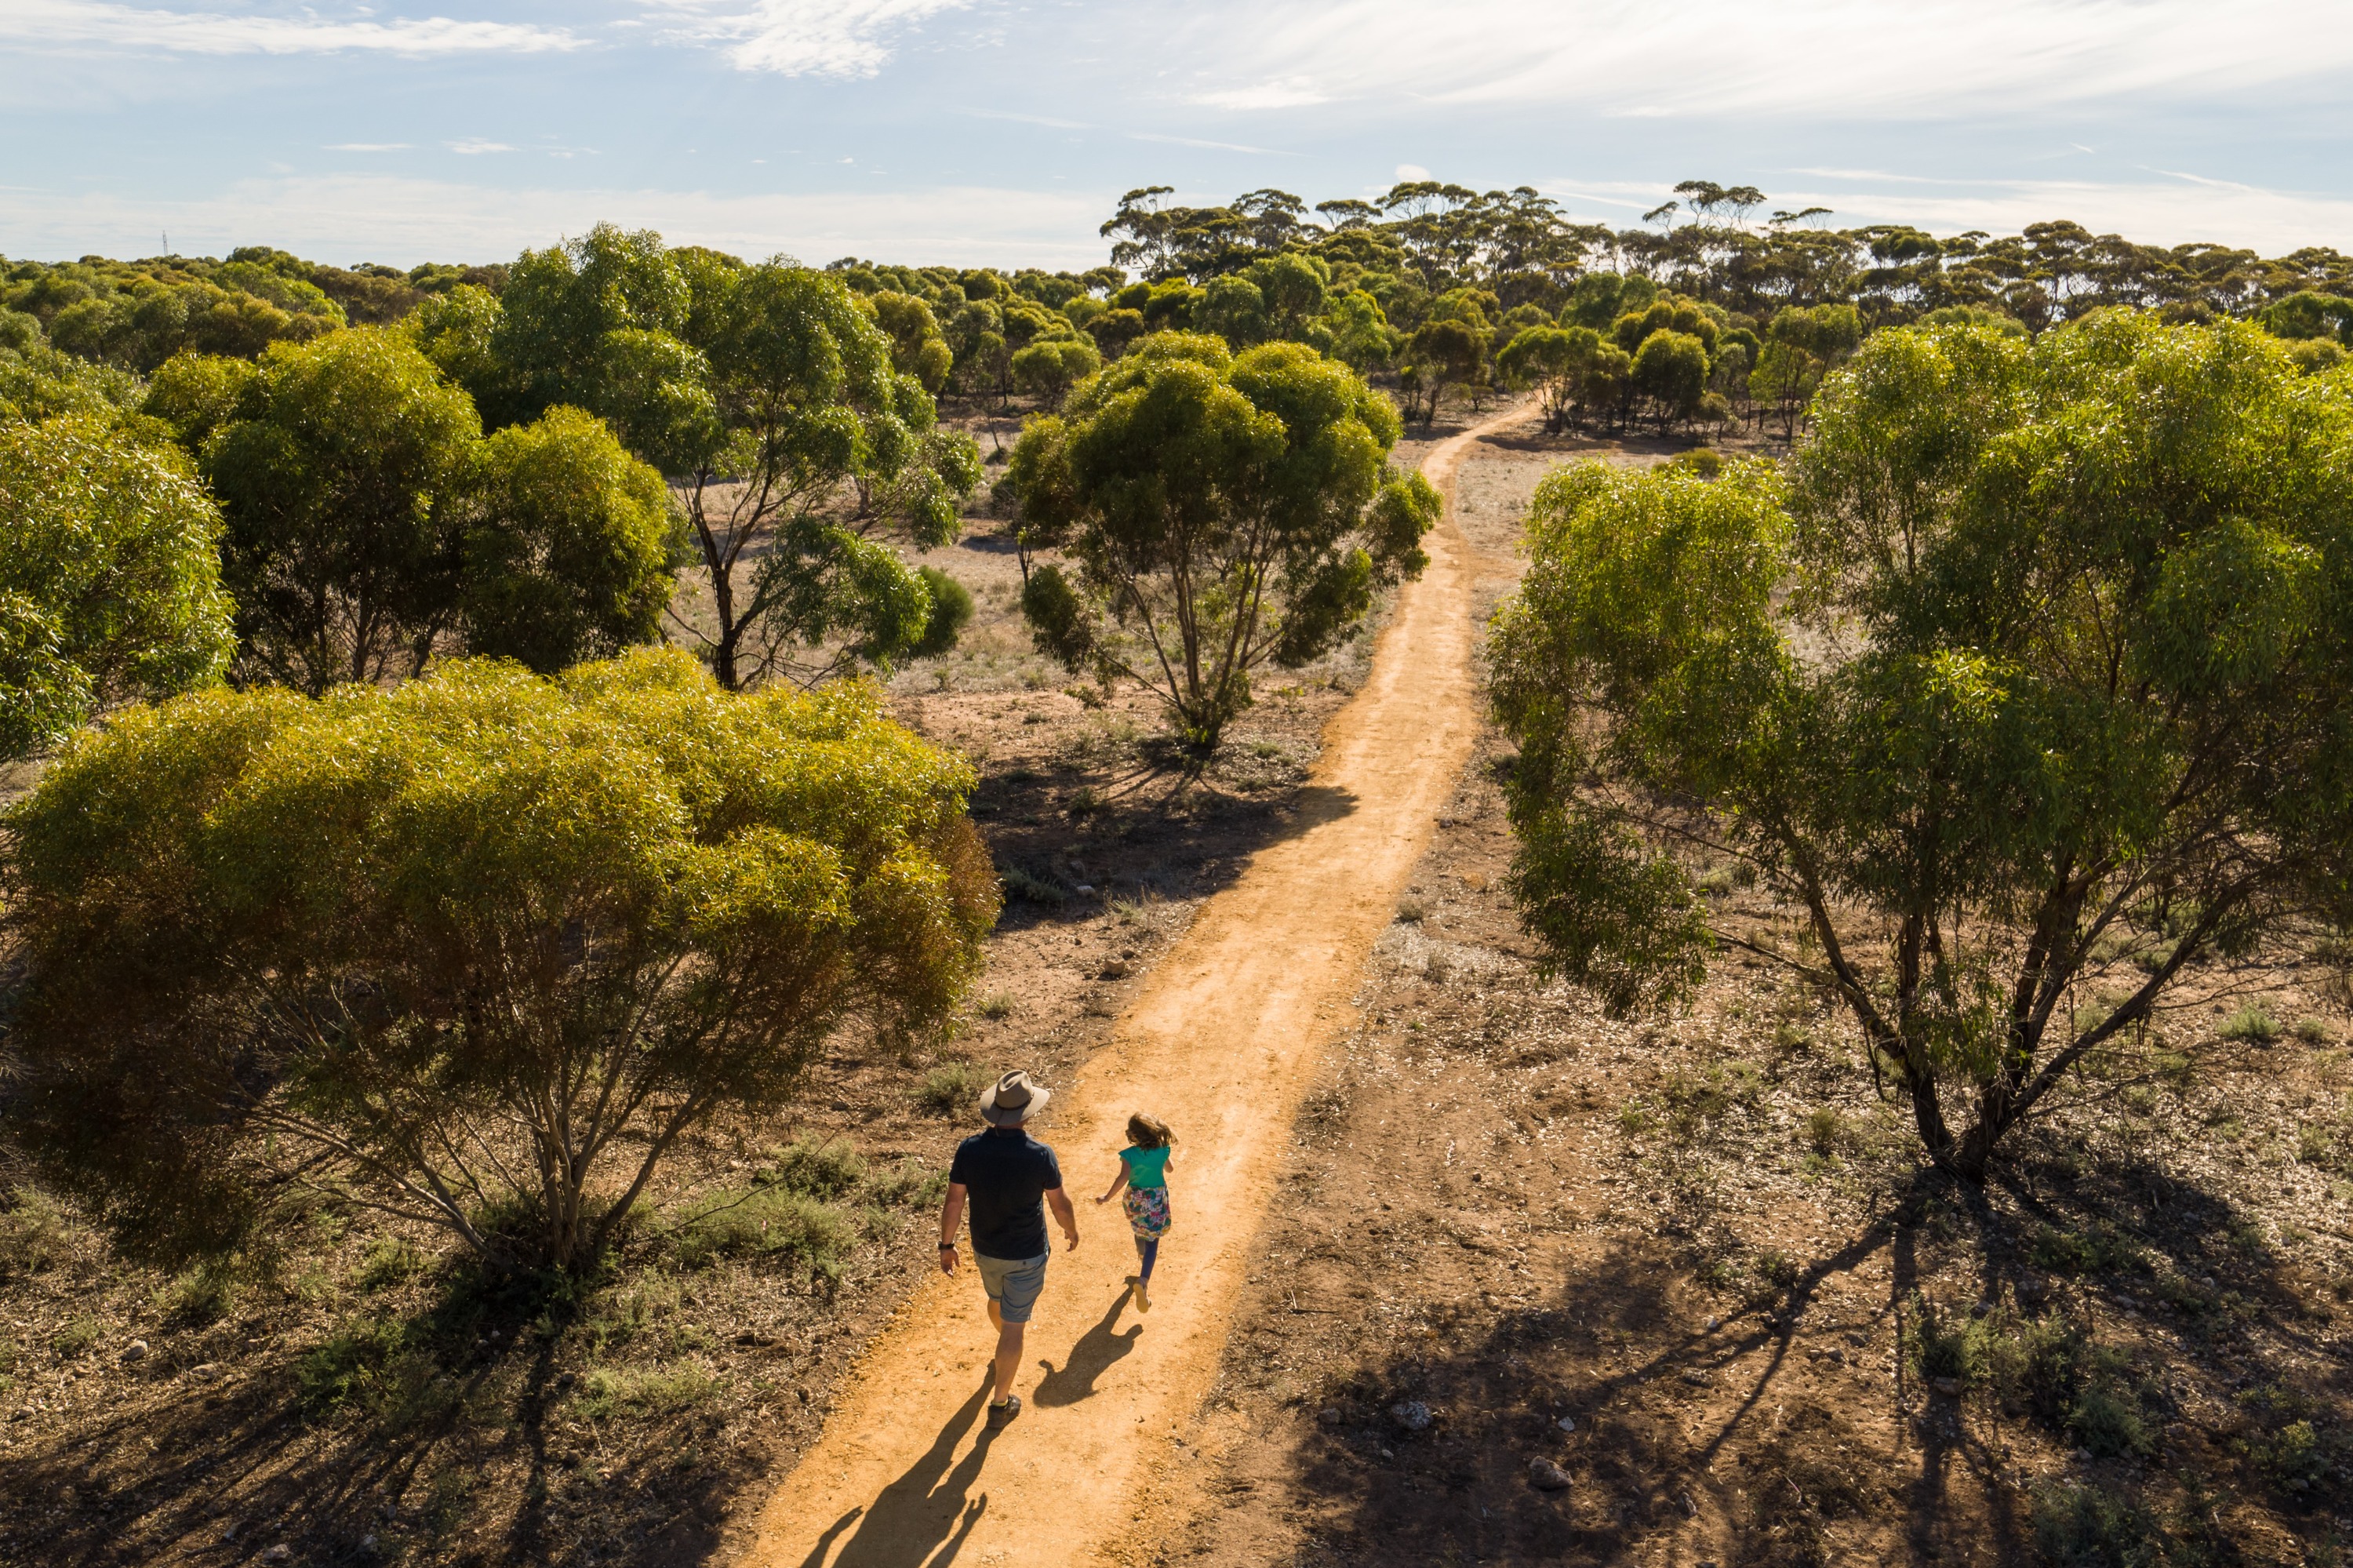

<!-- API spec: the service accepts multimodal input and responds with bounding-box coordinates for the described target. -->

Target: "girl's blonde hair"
[1126,1112,1173,1149]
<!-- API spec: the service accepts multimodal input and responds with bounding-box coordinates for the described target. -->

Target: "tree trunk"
[712,625,741,692]
[707,547,742,690]
[1903,1071,1973,1181]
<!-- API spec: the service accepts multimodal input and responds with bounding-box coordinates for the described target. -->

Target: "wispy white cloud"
[325,142,412,152]
[1128,131,1292,157]
[648,0,970,78]
[1176,0,2353,119]
[0,173,1112,268]
[0,0,584,56]
[1191,76,1325,111]
[446,138,515,155]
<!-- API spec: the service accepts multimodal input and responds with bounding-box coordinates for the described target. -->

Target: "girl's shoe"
[1133,1279,1151,1312]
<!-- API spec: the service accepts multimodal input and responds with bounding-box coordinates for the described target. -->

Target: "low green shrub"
[673,1187,855,1279]
[2070,1380,2154,1461]
[156,1260,237,1324]
[0,1187,70,1279]
[297,1315,460,1432]
[765,1135,867,1199]
[2236,1381,2344,1495]
[2028,1222,2151,1278]
[357,1236,425,1293]
[1657,1059,1765,1139]
[587,1272,682,1354]
[574,1362,716,1421]
[918,1061,984,1115]
[2031,1481,2162,1566]
[2218,1005,2279,1043]
[51,1315,100,1359]
[861,1160,948,1210]
[2297,1122,2344,1170]
[299,1316,411,1411]
[1985,1313,2155,1457]
[1704,1246,1798,1312]
[998,864,1068,905]
[1904,1295,1992,1385]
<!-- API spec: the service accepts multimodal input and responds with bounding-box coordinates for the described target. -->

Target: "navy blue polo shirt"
[949,1128,1063,1260]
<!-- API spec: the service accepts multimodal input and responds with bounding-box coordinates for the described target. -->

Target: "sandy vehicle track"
[740,411,1516,1568]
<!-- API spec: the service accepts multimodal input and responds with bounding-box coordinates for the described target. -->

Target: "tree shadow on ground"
[0,1263,769,1567]
[983,782,1360,940]
[1271,1152,2347,1568]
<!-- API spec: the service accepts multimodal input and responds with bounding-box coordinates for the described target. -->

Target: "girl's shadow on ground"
[1032,1291,1142,1407]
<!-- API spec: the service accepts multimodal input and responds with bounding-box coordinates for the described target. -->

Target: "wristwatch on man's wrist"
[939,1241,956,1250]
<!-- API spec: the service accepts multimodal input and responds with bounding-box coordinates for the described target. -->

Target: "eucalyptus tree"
[1498,325,1628,433]
[1318,290,1398,373]
[0,413,234,758]
[1489,315,2353,1181]
[6,649,996,1271]
[869,290,955,391]
[1630,330,1709,431]
[200,328,482,692]
[667,263,983,689]
[1010,336,1101,409]
[1007,333,1440,752]
[460,406,679,673]
[1750,304,1862,439]
[158,335,677,691]
[1402,317,1488,424]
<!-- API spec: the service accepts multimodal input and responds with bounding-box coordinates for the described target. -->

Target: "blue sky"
[4,0,2351,269]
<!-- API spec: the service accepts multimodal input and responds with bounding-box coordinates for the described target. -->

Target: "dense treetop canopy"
[12,178,2351,406]
[0,413,235,759]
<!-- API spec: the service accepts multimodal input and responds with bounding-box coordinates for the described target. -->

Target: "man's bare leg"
[991,1321,1024,1404]
[984,1297,1022,1404]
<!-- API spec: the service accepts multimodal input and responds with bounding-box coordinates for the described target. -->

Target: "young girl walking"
[1096,1113,1174,1312]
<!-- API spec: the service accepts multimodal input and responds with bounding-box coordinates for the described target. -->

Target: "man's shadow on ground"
[797,1286,1140,1567]
[798,1382,993,1568]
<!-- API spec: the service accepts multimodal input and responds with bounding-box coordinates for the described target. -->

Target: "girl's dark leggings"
[1134,1235,1158,1280]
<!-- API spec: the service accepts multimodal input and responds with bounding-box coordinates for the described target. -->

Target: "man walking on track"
[939,1070,1079,1430]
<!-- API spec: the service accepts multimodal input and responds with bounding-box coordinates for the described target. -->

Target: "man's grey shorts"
[974,1250,1049,1323]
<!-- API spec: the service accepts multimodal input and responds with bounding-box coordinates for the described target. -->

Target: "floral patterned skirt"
[1123,1184,1172,1239]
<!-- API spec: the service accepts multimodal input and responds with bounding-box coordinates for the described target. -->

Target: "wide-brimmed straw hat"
[980,1069,1051,1126]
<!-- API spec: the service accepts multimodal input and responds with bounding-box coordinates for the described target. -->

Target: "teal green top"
[1118,1144,1171,1190]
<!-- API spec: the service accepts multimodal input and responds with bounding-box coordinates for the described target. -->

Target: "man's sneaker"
[985,1395,1022,1430]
